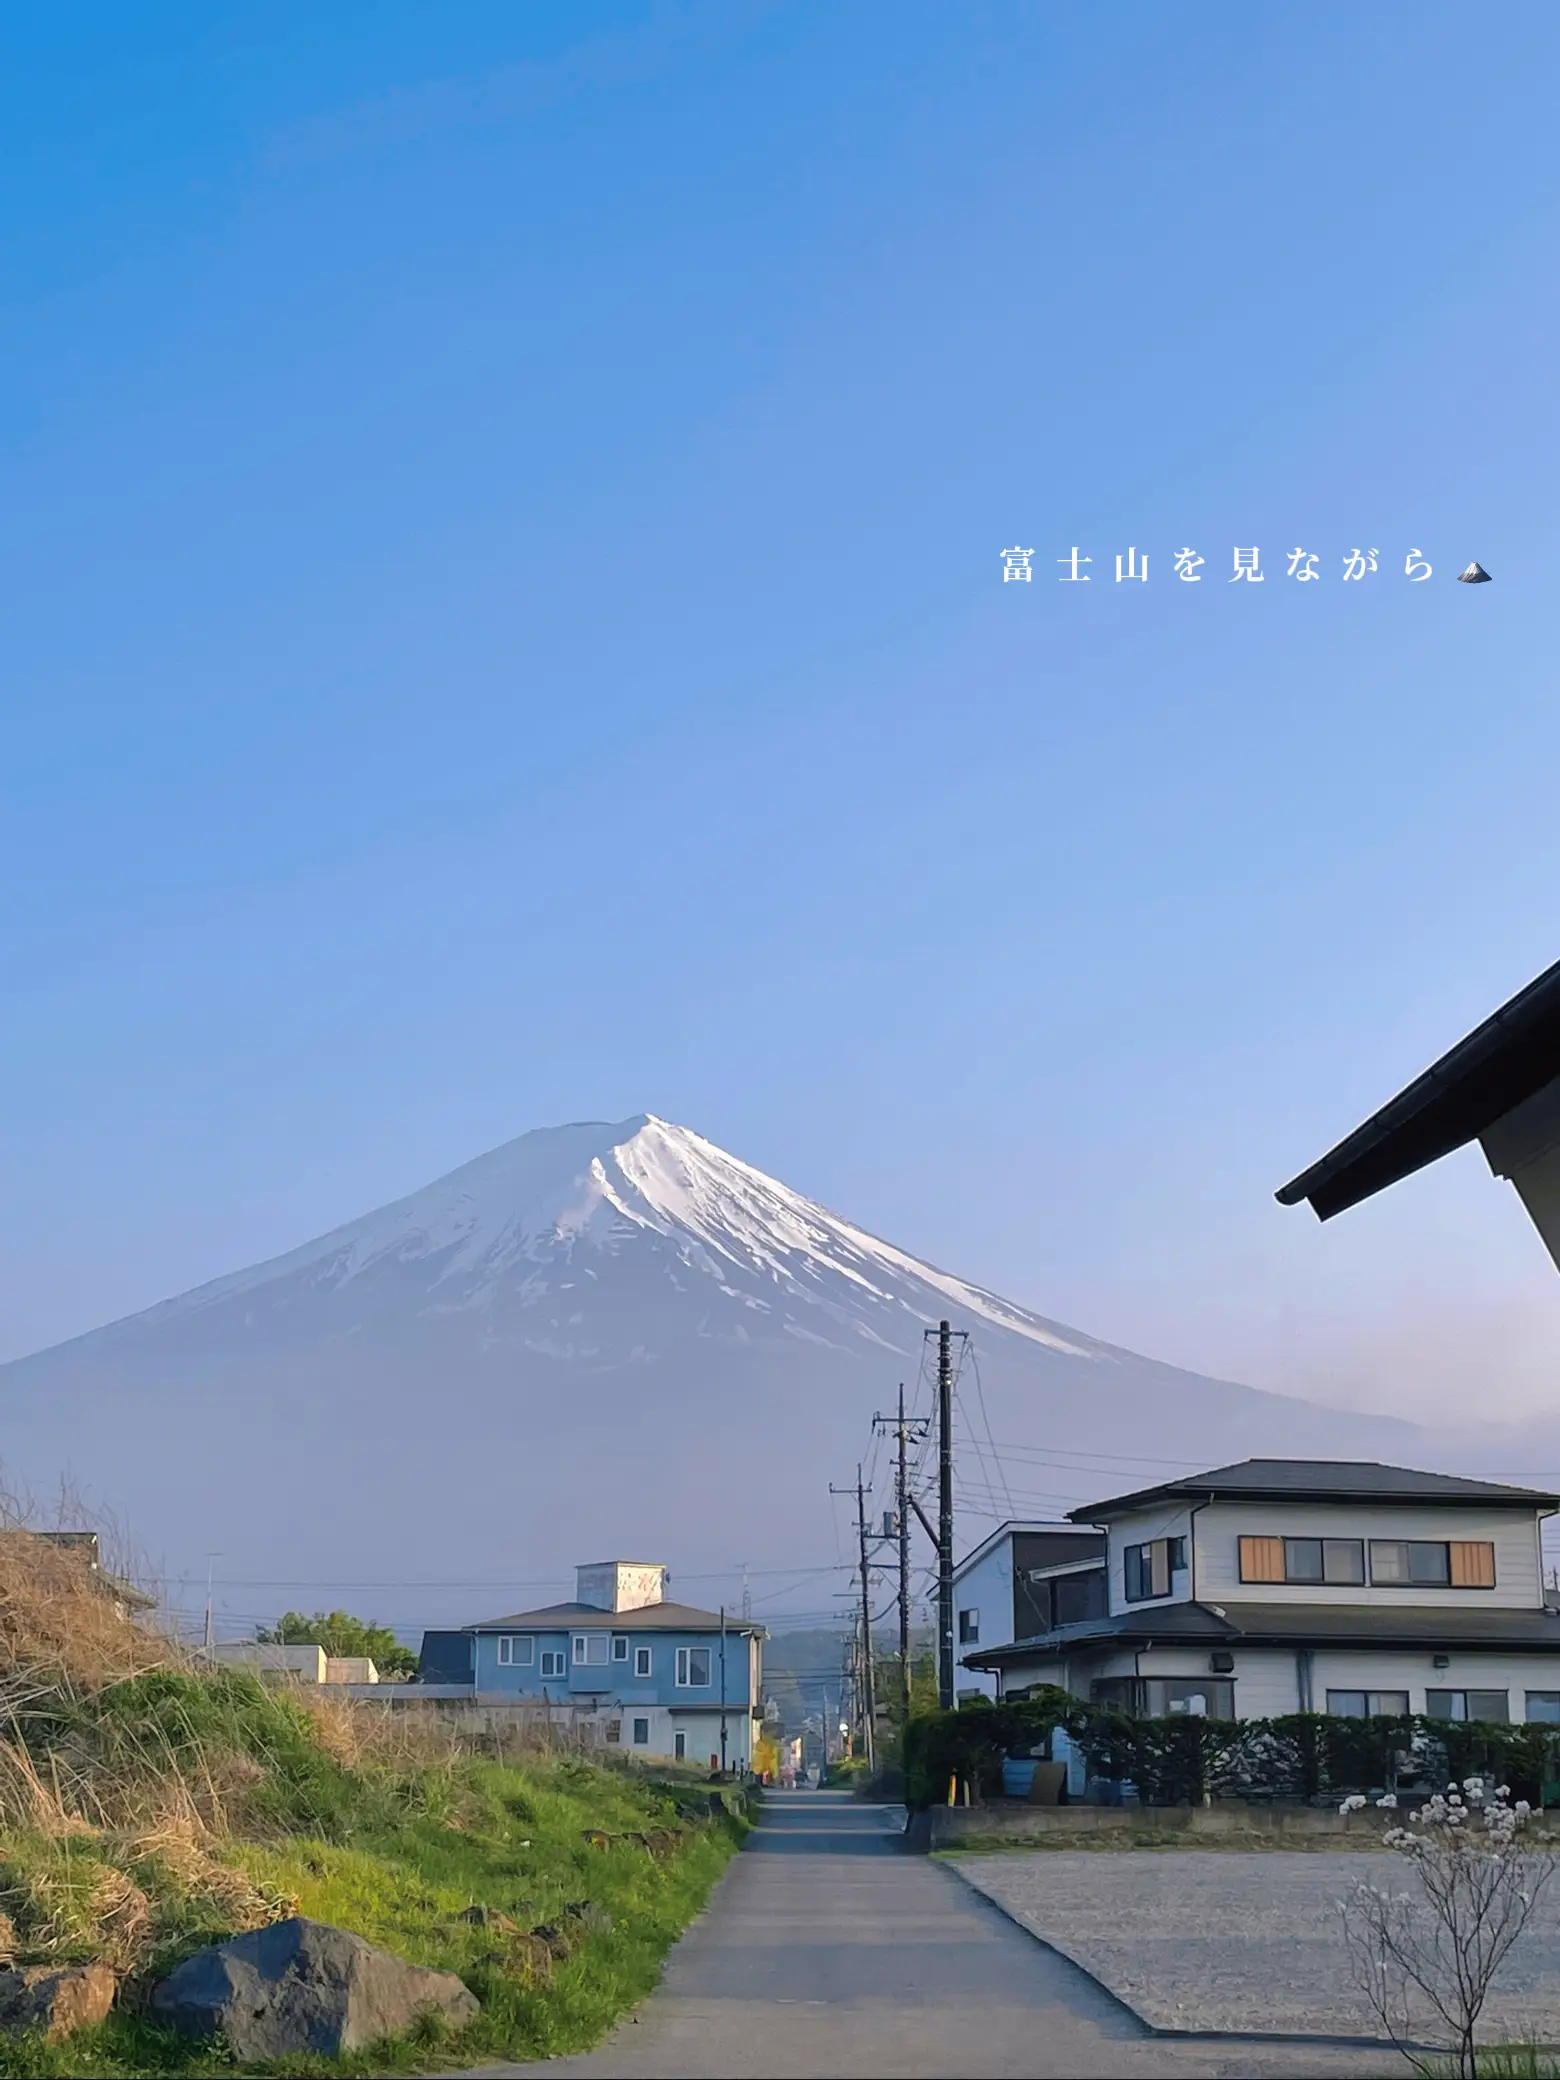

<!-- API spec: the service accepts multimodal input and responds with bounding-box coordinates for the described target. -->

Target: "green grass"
[0,1752,747,2077]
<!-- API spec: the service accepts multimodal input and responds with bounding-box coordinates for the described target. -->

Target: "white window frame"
[539,1648,566,1679]
[573,1632,610,1667]
[496,1635,534,1668]
[634,1645,653,1678]
[612,1635,629,1662]
[676,1645,712,1688]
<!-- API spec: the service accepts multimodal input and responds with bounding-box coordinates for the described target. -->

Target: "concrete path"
[479,1790,1392,2079]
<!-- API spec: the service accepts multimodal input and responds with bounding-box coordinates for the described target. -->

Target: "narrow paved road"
[485,1790,1387,2079]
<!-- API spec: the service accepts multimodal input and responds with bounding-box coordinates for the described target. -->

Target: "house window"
[539,1649,566,1678]
[1326,1690,1411,1717]
[573,1632,611,1666]
[634,1646,652,1678]
[1238,1536,1366,1585]
[612,1636,629,1662]
[1089,1676,1234,1717]
[632,1717,650,1746]
[604,1719,621,1743]
[674,1731,686,1759]
[1124,1538,1183,1602]
[1142,1677,1233,1718]
[1527,1693,1560,1723]
[675,1646,712,1687]
[496,1636,535,1667]
[1426,1689,1509,1723]
[1367,1540,1495,1588]
[958,1608,979,1645]
[1282,1538,1365,1585]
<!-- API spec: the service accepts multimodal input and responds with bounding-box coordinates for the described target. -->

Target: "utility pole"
[874,1387,929,1721]
[719,1606,729,1776]
[935,1319,955,1709]
[831,1468,876,1770]
[203,1552,221,1653]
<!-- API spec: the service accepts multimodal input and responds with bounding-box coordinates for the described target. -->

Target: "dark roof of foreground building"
[1066,1459,1560,1519]
[1276,955,1560,1220]
[468,1600,764,1636]
[966,1601,1560,1667]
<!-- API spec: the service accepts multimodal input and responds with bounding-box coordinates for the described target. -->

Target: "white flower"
[1375,1793,1398,1809]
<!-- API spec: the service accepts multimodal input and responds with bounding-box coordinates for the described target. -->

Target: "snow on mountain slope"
[81,1114,1102,1363]
[0,1115,1434,1622]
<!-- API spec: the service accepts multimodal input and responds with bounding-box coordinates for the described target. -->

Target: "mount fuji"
[0,1115,1428,1628]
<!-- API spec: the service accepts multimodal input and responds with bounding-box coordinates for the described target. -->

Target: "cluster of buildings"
[199,1456,1560,1759]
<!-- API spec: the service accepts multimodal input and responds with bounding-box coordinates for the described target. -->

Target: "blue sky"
[4,0,1560,1423]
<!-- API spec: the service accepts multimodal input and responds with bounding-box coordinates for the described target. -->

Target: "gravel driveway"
[949,1849,1560,2041]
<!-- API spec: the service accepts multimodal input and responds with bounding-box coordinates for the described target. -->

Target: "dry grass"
[0,1537,173,1698]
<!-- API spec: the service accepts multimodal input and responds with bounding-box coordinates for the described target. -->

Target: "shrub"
[900,1702,1560,1811]
[1340,1777,1554,2077]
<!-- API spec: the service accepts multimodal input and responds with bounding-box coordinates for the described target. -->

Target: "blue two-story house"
[419,1561,765,1768]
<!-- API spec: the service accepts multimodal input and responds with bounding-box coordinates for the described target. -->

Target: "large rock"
[0,1963,117,2041]
[150,1916,478,2059]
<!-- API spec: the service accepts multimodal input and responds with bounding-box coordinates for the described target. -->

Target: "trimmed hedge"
[901,1695,1560,1811]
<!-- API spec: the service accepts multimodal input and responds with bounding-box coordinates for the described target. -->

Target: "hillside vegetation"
[0,1533,745,2075]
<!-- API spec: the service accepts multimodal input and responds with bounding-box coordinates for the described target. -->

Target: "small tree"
[1339,1777,1554,2077]
[257,1610,418,1679]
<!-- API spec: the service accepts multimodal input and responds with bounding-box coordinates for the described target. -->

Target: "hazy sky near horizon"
[4,2,1560,1426]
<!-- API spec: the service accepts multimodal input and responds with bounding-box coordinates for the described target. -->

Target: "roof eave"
[1275,956,1560,1220]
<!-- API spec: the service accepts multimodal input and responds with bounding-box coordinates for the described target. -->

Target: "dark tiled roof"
[1068,1459,1560,1520]
[966,1599,1560,1666]
[1275,956,1560,1220]
[470,1600,764,1636]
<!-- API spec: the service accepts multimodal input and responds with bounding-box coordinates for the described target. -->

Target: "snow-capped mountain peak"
[87,1113,1098,1364]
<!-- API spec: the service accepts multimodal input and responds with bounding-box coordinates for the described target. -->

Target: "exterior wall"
[207,1642,327,1682]
[951,1540,1016,1700]
[603,1704,754,1767]
[1506,1149,1560,1276]
[990,1642,1560,1723]
[472,1626,756,1711]
[576,1563,667,1613]
[1481,1075,1560,1276]
[1193,1500,1544,1611]
[1306,1650,1560,1721]
[1104,1502,1197,1613]
[323,1657,379,1684]
[473,1629,572,1695]
[953,1529,1108,1698]
[1135,1645,1301,1718]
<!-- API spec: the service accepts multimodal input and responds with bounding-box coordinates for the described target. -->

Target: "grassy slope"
[0,1672,746,2079]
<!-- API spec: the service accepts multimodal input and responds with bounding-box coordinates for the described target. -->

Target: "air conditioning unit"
[1209,1651,1235,1675]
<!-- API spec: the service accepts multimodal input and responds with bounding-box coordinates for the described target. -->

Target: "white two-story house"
[963,1459,1560,1724]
